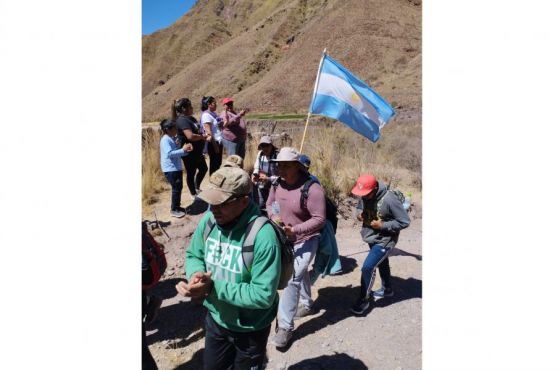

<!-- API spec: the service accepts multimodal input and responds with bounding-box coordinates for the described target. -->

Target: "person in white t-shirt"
[251,135,279,214]
[200,96,224,175]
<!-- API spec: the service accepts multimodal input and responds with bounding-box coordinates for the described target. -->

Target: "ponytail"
[201,96,215,112]
[171,100,177,121]
[173,98,192,119]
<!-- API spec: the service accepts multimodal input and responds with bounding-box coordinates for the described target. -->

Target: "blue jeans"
[277,236,319,331]
[360,244,392,299]
[222,138,246,159]
[164,171,183,211]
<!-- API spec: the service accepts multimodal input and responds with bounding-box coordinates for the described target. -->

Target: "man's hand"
[258,173,268,183]
[175,280,190,297]
[183,143,193,152]
[357,212,364,222]
[175,271,213,304]
[370,219,383,229]
[283,224,295,237]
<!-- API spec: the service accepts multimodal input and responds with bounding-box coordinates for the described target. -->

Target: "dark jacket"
[357,181,410,248]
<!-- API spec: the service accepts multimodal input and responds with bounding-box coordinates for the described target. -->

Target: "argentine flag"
[309,54,395,142]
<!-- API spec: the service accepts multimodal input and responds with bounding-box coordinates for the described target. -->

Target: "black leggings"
[208,142,223,175]
[182,153,208,195]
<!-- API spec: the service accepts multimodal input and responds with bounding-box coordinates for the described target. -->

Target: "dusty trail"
[144,195,422,370]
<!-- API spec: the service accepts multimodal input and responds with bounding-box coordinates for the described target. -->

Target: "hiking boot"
[144,295,163,325]
[371,287,394,299]
[350,297,371,315]
[294,305,315,319]
[171,210,186,218]
[270,328,293,348]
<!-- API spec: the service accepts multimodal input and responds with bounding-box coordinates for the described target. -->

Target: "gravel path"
[144,197,422,369]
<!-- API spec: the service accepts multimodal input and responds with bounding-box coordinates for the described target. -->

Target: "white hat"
[271,147,300,162]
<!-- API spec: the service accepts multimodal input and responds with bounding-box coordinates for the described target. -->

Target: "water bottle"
[403,192,412,211]
[271,201,284,226]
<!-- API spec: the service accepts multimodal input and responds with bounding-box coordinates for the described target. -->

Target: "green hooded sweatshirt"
[186,201,281,332]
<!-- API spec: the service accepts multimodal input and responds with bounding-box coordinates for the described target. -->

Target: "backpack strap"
[376,190,391,220]
[241,216,269,272]
[203,215,216,242]
[300,176,319,210]
[268,150,278,176]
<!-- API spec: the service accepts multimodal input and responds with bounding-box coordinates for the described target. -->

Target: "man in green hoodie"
[175,166,281,370]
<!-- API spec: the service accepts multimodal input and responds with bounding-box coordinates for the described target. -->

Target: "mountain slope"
[142,0,421,121]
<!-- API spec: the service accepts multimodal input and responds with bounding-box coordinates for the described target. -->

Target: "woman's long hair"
[171,98,192,121]
[201,96,215,112]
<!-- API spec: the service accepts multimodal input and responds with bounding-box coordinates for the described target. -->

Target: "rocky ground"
[143,192,422,370]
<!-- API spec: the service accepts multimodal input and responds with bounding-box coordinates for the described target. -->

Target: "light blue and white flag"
[309,54,395,142]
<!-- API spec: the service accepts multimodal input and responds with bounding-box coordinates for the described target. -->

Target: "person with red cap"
[350,174,410,315]
[220,97,249,159]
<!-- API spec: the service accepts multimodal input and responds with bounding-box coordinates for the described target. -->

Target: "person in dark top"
[172,98,209,198]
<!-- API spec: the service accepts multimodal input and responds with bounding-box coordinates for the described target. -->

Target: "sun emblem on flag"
[350,91,361,104]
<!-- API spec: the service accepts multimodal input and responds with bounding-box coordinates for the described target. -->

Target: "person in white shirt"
[251,135,279,215]
[200,96,224,175]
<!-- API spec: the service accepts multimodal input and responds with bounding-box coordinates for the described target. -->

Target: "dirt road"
[144,197,422,369]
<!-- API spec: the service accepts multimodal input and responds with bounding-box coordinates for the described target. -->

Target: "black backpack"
[300,178,338,233]
[203,215,294,290]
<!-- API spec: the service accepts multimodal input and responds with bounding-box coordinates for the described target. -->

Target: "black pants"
[203,313,271,370]
[142,292,158,370]
[164,171,183,211]
[182,153,207,195]
[208,142,223,175]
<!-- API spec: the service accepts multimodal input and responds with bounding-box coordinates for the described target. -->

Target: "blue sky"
[142,0,197,35]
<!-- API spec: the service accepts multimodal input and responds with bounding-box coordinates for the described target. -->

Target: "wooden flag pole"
[299,48,327,153]
[299,112,312,153]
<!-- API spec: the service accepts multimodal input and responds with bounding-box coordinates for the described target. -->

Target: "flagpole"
[300,48,327,153]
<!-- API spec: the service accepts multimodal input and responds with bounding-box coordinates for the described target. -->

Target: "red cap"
[351,174,377,196]
[222,97,234,105]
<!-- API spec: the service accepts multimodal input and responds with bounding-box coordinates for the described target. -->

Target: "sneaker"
[350,297,371,315]
[144,295,163,325]
[270,328,293,348]
[371,287,394,299]
[294,305,315,319]
[170,210,186,218]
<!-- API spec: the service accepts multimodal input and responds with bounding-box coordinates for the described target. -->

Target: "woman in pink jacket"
[266,147,326,348]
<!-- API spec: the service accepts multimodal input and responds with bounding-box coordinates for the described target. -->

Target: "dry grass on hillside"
[142,120,421,210]
[142,128,166,207]
[245,120,421,200]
